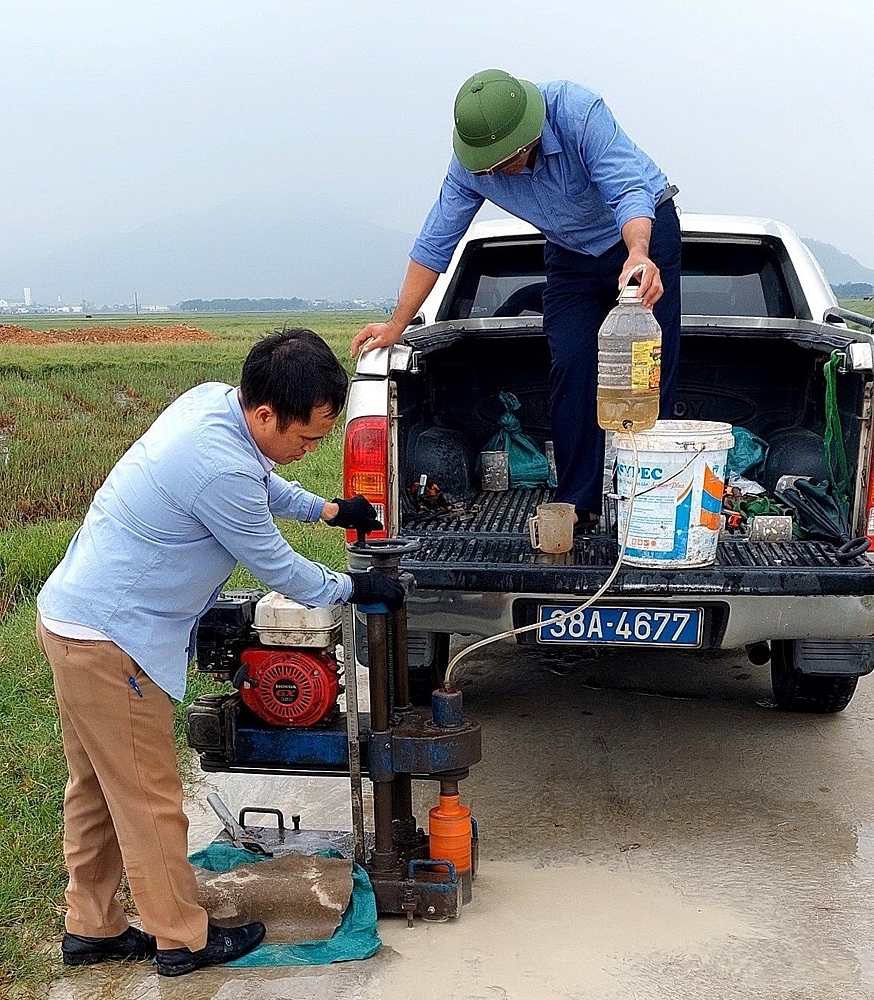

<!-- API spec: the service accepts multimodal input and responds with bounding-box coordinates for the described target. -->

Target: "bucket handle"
[613,442,708,501]
[630,445,707,499]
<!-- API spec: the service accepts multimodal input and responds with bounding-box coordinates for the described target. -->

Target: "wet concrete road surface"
[49,641,874,999]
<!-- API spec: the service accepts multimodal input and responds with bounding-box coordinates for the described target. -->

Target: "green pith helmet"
[452,69,546,173]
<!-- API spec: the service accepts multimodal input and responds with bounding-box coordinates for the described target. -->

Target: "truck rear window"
[682,241,796,318]
[438,236,803,321]
[438,241,547,321]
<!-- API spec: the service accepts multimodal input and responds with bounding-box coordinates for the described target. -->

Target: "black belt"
[655,183,679,209]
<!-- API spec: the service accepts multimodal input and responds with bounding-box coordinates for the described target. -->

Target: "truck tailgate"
[399,488,874,597]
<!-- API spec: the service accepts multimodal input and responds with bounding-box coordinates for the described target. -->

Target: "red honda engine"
[238,647,341,727]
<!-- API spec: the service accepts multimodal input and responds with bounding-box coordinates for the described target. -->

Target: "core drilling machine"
[186,537,481,921]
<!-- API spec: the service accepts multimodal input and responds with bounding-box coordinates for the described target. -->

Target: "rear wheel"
[408,632,450,706]
[770,639,859,713]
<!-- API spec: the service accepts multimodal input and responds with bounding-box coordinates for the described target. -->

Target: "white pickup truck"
[344,214,874,713]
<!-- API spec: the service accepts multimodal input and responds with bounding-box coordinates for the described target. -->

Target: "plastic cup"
[528,502,575,553]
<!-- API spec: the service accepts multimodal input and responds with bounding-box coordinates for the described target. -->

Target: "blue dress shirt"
[37,382,352,700]
[410,80,668,273]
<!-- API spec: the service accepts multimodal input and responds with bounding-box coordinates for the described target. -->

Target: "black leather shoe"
[156,921,266,977]
[62,926,157,966]
[573,510,600,535]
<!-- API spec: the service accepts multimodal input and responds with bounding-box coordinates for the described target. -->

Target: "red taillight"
[343,415,389,541]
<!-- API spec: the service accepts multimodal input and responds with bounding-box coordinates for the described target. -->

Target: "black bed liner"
[399,489,874,597]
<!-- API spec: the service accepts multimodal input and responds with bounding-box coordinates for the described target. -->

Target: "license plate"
[537,605,703,646]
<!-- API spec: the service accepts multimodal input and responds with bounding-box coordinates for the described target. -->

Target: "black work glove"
[347,570,406,611]
[327,495,383,534]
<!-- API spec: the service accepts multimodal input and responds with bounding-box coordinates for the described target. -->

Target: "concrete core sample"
[195,853,354,944]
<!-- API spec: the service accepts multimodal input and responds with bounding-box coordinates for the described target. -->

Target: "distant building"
[0,299,8,311]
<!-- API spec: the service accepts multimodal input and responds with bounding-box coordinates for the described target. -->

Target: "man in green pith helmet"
[351,69,681,531]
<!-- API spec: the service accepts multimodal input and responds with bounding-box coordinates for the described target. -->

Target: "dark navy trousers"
[541,199,682,513]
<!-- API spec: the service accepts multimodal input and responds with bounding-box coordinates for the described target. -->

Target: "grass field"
[0,312,378,997]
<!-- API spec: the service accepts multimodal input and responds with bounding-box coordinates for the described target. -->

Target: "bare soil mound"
[0,324,213,344]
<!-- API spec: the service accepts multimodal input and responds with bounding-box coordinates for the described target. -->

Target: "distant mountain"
[0,195,414,306]
[803,239,874,287]
[831,282,873,299]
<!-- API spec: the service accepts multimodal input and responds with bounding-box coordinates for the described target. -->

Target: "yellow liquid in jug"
[596,386,660,431]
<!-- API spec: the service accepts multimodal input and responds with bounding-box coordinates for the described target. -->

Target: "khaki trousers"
[37,614,209,951]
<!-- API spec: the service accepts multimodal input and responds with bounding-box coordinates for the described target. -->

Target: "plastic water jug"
[596,264,662,431]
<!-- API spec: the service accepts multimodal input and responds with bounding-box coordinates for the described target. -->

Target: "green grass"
[0,602,69,994]
[0,312,374,996]
[838,298,874,323]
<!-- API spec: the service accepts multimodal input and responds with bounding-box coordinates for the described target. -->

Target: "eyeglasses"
[471,139,539,176]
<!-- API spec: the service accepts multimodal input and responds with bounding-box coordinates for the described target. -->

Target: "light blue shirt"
[410,80,668,273]
[37,382,352,700]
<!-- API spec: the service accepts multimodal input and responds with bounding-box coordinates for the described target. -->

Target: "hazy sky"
[2,0,873,301]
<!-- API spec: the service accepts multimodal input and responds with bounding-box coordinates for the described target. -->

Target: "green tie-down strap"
[823,349,853,504]
[736,495,785,519]
[188,843,381,966]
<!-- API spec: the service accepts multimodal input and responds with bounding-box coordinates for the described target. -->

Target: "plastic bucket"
[612,420,735,568]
